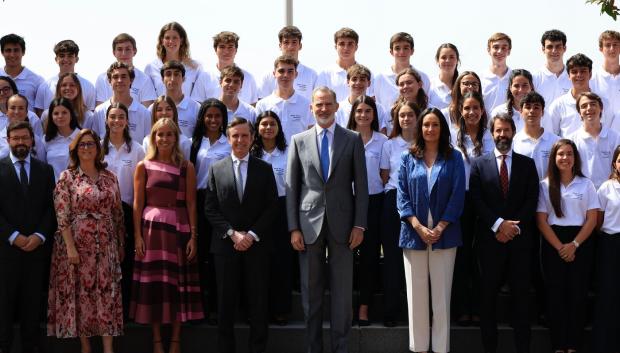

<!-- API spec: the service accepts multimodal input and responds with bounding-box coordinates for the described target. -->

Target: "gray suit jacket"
[286,123,369,244]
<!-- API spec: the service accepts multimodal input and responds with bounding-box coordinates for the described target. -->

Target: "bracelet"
[572,240,580,248]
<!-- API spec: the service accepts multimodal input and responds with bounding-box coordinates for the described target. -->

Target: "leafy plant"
[587,0,620,20]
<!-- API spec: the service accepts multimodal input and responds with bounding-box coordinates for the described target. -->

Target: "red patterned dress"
[130,160,203,323]
[47,168,125,338]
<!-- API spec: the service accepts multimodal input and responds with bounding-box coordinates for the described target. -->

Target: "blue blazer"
[397,149,465,250]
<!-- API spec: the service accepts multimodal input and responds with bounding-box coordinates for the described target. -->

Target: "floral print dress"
[47,168,125,338]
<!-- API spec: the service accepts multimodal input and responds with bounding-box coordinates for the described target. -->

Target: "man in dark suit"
[469,114,539,353]
[205,117,278,353]
[286,87,368,353]
[0,121,56,353]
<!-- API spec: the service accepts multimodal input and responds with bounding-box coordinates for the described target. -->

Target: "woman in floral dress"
[47,129,125,353]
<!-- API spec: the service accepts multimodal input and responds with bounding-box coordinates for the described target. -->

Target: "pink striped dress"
[129,160,203,323]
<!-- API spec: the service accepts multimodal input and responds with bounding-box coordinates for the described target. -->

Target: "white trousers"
[403,246,457,353]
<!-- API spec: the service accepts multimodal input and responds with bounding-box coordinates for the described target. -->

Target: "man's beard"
[11,144,30,159]
[495,137,512,153]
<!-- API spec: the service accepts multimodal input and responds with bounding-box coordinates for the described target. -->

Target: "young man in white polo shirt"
[258,26,317,101]
[316,28,374,102]
[334,64,389,133]
[547,53,613,137]
[93,62,150,141]
[481,32,513,115]
[255,55,313,143]
[159,60,199,138]
[570,92,620,189]
[513,91,560,180]
[374,32,430,111]
[200,31,258,105]
[0,34,44,113]
[532,30,572,108]
[218,65,256,123]
[591,30,620,116]
[95,33,157,108]
[34,40,96,116]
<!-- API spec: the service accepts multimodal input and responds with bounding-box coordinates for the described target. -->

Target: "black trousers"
[197,189,218,316]
[356,192,383,306]
[478,234,531,353]
[542,225,594,351]
[0,254,47,352]
[120,201,134,320]
[215,250,270,353]
[379,189,404,322]
[452,191,480,318]
[593,231,620,353]
[268,197,294,316]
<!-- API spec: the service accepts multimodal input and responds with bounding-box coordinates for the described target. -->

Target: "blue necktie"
[320,130,330,181]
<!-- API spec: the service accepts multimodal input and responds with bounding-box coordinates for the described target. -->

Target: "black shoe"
[358,319,370,327]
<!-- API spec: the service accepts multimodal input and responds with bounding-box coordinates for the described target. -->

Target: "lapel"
[305,127,323,182]
[2,156,26,192]
[486,153,502,193]
[329,124,346,179]
[428,157,445,194]
[242,157,257,204]
[222,156,241,206]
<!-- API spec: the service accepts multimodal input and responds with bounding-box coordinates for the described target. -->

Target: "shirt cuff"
[34,232,46,243]
[8,231,19,245]
[491,218,504,233]
[354,226,366,232]
[248,230,260,242]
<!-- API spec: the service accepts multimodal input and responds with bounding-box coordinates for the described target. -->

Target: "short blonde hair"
[145,118,184,166]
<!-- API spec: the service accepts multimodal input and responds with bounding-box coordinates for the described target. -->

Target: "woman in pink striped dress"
[130,118,203,353]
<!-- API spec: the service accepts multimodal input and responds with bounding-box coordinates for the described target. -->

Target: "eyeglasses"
[78,141,97,149]
[8,136,31,142]
[0,86,12,95]
[461,81,480,88]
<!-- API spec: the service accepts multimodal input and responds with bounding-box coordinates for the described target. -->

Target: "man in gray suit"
[286,86,369,353]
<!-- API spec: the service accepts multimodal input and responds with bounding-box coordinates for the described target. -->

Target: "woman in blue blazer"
[397,107,465,353]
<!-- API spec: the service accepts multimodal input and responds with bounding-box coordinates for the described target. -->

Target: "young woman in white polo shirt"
[428,43,460,110]
[490,69,534,133]
[451,91,494,326]
[443,71,482,130]
[592,145,620,353]
[42,73,95,131]
[346,95,388,326]
[101,102,145,318]
[43,98,81,181]
[379,100,419,327]
[537,139,599,353]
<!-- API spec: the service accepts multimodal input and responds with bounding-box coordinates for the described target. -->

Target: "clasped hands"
[495,220,520,243]
[557,242,577,262]
[415,224,444,245]
[231,230,254,251]
[13,234,42,252]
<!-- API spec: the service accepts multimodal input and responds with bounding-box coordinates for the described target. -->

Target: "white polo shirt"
[94,99,151,142]
[334,97,389,131]
[598,179,620,234]
[363,131,388,195]
[255,91,313,143]
[546,92,613,138]
[0,67,44,111]
[428,77,452,110]
[513,129,560,180]
[44,128,80,181]
[35,74,95,111]
[142,134,191,160]
[103,140,145,204]
[258,62,318,101]
[316,63,379,103]
[490,103,525,133]
[591,68,620,115]
[227,100,256,123]
[261,147,288,197]
[532,66,571,109]
[380,135,410,191]
[373,66,431,111]
[189,71,219,103]
[144,59,203,98]
[451,129,495,189]
[194,134,231,189]
[95,67,157,105]
[481,67,512,116]
[174,95,199,138]
[571,126,620,189]
[537,176,600,226]
[207,66,258,104]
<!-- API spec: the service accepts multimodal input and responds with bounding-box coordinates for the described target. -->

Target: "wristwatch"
[572,239,580,248]
[224,228,234,239]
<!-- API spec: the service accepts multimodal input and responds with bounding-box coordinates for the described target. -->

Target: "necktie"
[500,155,509,198]
[320,130,330,182]
[19,160,28,193]
[235,159,244,202]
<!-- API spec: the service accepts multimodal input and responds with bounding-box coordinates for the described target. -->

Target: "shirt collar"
[494,148,513,158]
[9,152,31,165]
[316,121,336,136]
[264,148,283,157]
[231,153,250,163]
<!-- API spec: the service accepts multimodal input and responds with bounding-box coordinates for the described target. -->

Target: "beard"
[494,137,512,153]
[10,144,30,159]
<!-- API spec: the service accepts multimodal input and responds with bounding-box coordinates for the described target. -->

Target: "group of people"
[1,21,620,353]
